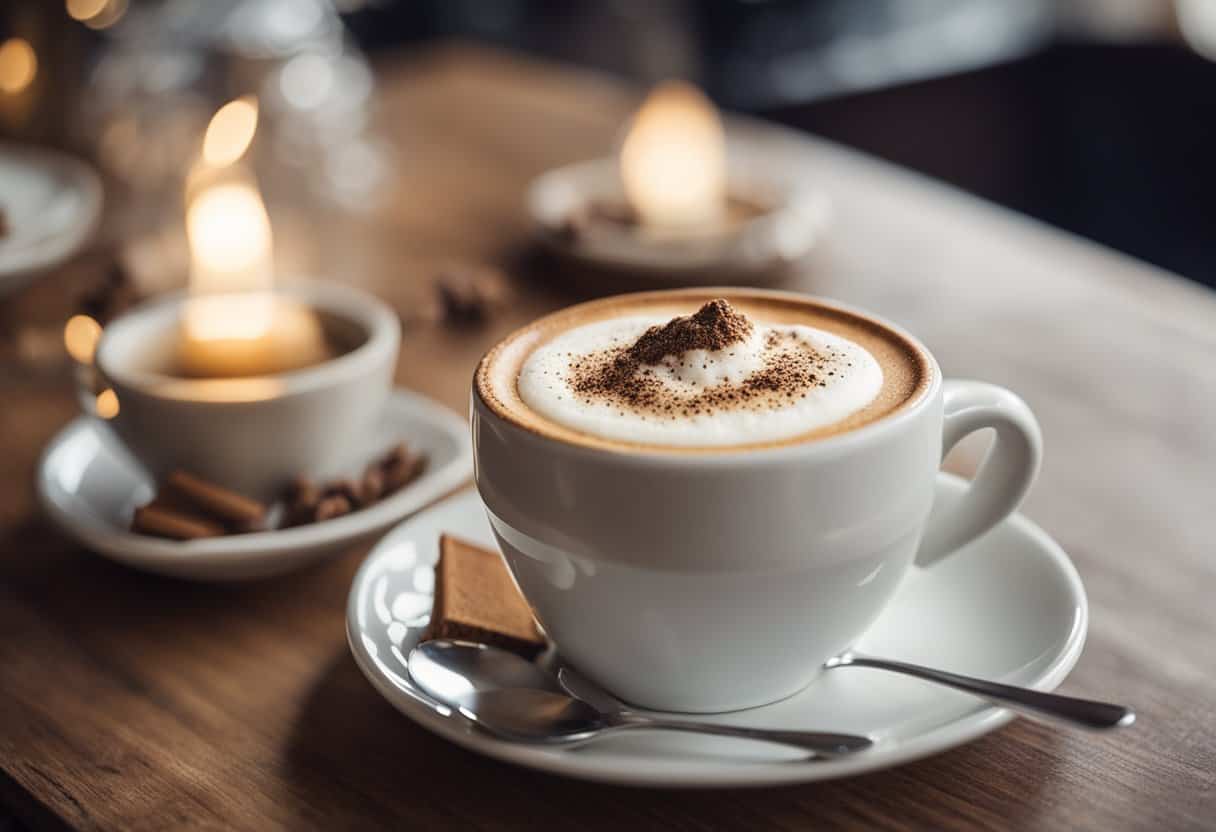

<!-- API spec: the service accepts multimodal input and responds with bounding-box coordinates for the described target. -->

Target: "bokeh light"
[64,315,103,364]
[0,38,37,96]
[66,0,109,22]
[68,0,129,31]
[95,389,120,419]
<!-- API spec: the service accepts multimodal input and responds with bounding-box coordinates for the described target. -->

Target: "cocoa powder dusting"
[573,300,751,400]
[629,299,753,365]
[570,300,833,418]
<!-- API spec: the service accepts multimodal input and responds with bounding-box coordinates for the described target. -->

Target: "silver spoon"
[564,647,1133,729]
[824,651,1135,730]
[563,652,1133,731]
[408,641,872,757]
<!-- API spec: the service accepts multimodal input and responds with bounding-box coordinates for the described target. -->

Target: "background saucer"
[528,155,831,285]
[38,389,472,581]
[347,476,1088,787]
[0,143,103,295]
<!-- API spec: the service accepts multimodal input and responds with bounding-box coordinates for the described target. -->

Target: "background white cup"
[472,289,1041,713]
[94,280,399,500]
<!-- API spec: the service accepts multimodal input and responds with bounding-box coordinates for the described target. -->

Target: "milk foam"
[518,314,883,446]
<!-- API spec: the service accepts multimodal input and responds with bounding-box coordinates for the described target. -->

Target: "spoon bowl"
[464,688,608,744]
[409,640,560,709]
[407,640,873,757]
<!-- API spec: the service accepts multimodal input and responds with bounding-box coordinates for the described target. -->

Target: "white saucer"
[0,143,103,295]
[37,389,473,581]
[346,476,1088,788]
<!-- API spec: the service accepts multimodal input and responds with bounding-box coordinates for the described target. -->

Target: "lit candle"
[620,81,727,231]
[175,99,333,379]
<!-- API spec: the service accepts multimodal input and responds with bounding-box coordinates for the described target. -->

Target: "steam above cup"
[94,280,400,500]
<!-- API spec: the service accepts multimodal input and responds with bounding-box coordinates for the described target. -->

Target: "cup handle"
[916,380,1042,567]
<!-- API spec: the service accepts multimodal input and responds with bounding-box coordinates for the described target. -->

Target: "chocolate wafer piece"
[422,535,545,658]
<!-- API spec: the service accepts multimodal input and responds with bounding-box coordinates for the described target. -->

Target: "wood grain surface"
[1,43,1214,831]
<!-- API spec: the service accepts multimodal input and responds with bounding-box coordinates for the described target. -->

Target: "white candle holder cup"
[91,280,400,500]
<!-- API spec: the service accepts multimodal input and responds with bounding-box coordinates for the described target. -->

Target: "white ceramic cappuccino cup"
[93,280,399,501]
[472,290,1040,713]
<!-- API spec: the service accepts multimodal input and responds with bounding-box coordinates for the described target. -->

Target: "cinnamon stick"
[163,471,267,525]
[132,504,225,540]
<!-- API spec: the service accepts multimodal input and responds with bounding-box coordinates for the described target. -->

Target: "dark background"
[770,43,1216,286]
[340,0,1216,289]
[5,0,1214,289]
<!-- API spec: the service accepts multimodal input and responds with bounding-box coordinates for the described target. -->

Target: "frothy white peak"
[518,314,883,447]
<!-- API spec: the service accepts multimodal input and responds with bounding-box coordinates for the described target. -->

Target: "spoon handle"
[832,653,1134,730]
[609,714,872,757]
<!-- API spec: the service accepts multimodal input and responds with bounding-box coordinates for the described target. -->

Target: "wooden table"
[2,44,1213,830]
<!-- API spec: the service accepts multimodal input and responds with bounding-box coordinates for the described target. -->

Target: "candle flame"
[202,96,259,168]
[620,81,727,230]
[184,180,275,342]
[0,38,37,95]
[179,175,330,378]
